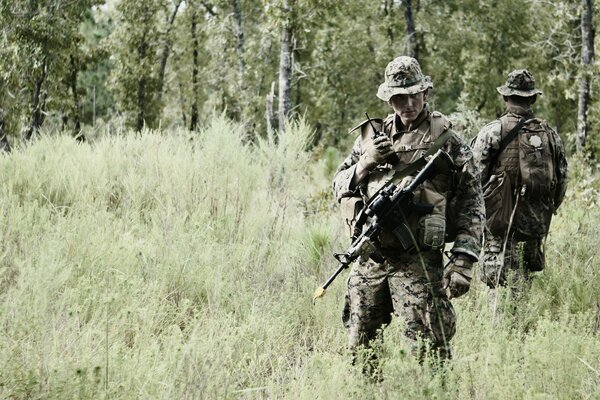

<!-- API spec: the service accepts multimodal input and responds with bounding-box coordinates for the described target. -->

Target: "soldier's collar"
[505,104,534,118]
[394,105,429,134]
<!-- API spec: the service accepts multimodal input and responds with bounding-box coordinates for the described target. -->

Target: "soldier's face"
[390,91,427,126]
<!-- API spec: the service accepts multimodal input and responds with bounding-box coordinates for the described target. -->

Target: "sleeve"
[552,130,568,210]
[447,136,485,260]
[471,121,502,184]
[332,136,363,202]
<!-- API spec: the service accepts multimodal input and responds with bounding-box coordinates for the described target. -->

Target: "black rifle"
[313,149,454,303]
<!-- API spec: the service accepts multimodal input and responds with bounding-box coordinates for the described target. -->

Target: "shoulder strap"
[430,111,450,140]
[489,117,527,168]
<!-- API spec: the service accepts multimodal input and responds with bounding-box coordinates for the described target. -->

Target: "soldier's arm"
[447,137,485,260]
[332,136,364,202]
[471,121,502,183]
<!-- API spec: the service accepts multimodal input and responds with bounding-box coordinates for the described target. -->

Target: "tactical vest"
[494,113,558,238]
[357,111,455,252]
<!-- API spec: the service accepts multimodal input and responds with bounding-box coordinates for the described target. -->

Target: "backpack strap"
[489,117,527,168]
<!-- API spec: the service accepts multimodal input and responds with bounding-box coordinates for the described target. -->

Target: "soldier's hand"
[443,255,473,299]
[359,135,395,171]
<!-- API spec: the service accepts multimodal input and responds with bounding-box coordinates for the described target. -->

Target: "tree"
[156,0,184,109]
[0,0,100,140]
[110,0,166,131]
[401,0,418,59]
[278,0,293,134]
[577,0,595,152]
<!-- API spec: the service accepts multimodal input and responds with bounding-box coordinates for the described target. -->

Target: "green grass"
[0,117,599,399]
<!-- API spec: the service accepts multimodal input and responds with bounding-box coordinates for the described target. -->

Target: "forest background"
[0,0,598,152]
[1,0,600,399]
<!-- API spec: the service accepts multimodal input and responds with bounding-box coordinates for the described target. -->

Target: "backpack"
[485,115,559,239]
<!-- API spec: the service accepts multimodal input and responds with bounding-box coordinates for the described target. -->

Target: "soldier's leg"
[523,237,545,272]
[343,259,393,375]
[387,252,456,362]
[480,233,519,288]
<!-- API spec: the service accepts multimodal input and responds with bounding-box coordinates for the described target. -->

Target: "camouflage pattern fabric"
[376,56,433,101]
[333,108,484,260]
[479,234,544,289]
[343,251,456,360]
[333,107,484,360]
[496,69,543,97]
[473,103,568,288]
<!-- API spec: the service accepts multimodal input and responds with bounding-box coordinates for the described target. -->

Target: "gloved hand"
[359,135,395,171]
[443,255,473,299]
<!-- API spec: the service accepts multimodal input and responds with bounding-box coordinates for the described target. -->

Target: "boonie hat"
[376,56,433,101]
[497,69,543,97]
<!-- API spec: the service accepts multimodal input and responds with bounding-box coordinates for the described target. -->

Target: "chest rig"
[358,111,456,252]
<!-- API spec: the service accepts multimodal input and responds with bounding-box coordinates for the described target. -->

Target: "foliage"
[109,0,168,130]
[0,120,599,399]
[0,0,102,137]
[1,0,598,155]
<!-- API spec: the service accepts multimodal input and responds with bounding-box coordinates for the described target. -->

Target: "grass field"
[0,117,599,399]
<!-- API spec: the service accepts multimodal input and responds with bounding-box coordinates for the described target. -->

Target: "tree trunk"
[577,0,595,152]
[278,0,293,135]
[232,0,245,80]
[402,0,418,59]
[190,7,200,131]
[136,56,147,131]
[135,3,152,132]
[23,60,48,141]
[69,54,83,140]
[383,0,395,47]
[177,75,188,128]
[156,0,182,107]
[0,109,11,152]
[266,81,277,133]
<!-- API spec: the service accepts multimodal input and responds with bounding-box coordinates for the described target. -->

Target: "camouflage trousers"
[479,233,545,289]
[342,250,456,361]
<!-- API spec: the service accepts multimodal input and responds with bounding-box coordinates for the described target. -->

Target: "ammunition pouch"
[340,197,364,238]
[391,221,415,250]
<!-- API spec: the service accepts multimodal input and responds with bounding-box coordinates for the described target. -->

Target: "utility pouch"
[483,171,513,236]
[340,197,364,238]
[418,214,446,249]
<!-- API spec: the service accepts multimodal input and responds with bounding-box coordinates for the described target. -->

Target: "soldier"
[472,69,568,293]
[332,56,484,371]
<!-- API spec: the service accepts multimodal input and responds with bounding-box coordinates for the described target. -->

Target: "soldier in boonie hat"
[331,55,484,373]
[472,67,568,297]
[496,69,543,97]
[376,56,433,101]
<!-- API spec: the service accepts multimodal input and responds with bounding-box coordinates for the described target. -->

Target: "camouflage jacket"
[332,107,484,260]
[472,104,568,211]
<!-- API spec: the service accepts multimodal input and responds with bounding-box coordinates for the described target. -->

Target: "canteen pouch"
[418,214,446,250]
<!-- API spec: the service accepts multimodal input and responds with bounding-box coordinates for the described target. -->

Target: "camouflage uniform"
[472,70,568,289]
[333,57,484,361]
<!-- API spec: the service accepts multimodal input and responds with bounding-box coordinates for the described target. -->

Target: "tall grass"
[0,117,598,399]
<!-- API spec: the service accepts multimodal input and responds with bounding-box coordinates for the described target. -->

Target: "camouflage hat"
[376,56,433,101]
[497,69,543,97]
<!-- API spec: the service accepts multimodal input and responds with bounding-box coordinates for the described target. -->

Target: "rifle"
[312,149,454,303]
